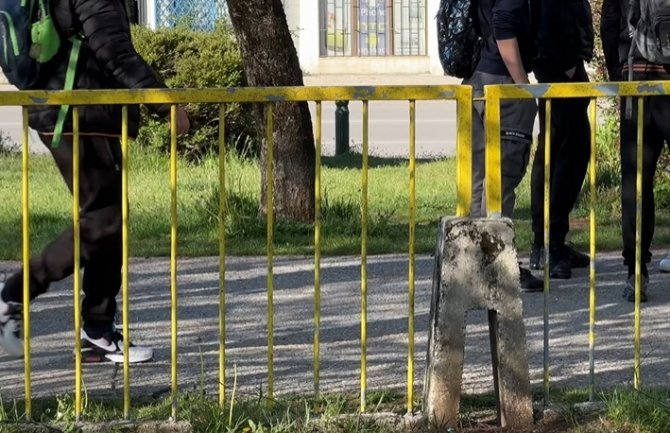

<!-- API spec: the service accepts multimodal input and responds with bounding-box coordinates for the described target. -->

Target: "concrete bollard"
[423,217,533,430]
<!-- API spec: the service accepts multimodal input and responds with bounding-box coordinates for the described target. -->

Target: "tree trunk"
[227,0,316,223]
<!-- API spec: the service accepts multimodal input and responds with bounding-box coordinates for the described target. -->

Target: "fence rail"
[1,81,662,423]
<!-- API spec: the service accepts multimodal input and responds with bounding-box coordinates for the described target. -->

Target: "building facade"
[141,0,443,75]
[284,0,443,75]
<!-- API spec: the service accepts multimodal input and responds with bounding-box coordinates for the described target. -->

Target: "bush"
[131,23,256,160]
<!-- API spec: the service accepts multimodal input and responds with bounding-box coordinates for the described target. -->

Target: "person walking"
[0,0,190,360]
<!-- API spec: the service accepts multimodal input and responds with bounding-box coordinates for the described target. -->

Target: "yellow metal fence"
[2,81,660,421]
[5,86,472,421]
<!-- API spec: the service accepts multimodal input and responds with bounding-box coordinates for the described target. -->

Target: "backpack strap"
[625,0,637,120]
[51,37,82,148]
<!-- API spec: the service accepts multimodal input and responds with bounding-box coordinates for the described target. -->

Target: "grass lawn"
[1,149,670,261]
[1,388,669,433]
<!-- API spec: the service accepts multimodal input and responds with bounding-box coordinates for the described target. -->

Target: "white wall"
[284,0,444,75]
[141,0,157,28]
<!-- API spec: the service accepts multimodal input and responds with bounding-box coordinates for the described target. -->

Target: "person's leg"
[620,97,663,279]
[650,95,670,274]
[499,91,541,292]
[468,71,536,218]
[465,72,487,218]
[546,63,591,247]
[499,95,537,218]
[2,135,123,327]
[530,63,591,273]
[78,137,123,333]
[530,67,553,246]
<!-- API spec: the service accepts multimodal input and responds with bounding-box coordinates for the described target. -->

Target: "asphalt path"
[1,250,669,401]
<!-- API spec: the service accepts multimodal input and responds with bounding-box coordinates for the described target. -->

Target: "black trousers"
[4,135,123,330]
[620,92,670,270]
[530,61,591,246]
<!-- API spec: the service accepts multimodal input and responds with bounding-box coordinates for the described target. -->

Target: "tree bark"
[227,0,316,223]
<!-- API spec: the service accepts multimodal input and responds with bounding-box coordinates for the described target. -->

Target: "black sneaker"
[548,246,571,279]
[530,244,590,270]
[622,274,648,303]
[564,243,590,268]
[0,282,23,358]
[519,267,543,293]
[80,327,153,364]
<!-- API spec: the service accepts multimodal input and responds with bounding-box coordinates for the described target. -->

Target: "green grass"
[2,148,670,260]
[1,389,669,432]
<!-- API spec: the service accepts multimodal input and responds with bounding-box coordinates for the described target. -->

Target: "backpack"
[0,0,81,146]
[624,0,670,118]
[627,0,670,66]
[436,0,482,79]
[0,0,62,89]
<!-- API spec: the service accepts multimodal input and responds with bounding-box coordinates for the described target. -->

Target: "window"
[319,0,426,57]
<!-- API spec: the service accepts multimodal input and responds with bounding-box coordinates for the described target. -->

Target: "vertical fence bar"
[121,106,131,419]
[543,99,552,407]
[314,101,322,396]
[407,100,416,413]
[21,107,32,421]
[218,104,227,406]
[266,103,275,401]
[170,105,179,420]
[456,87,473,217]
[483,87,502,216]
[360,100,369,413]
[72,107,82,421]
[588,99,597,401]
[633,97,644,390]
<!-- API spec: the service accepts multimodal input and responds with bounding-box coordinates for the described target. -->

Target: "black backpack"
[436,0,482,79]
[0,0,81,146]
[627,0,670,66]
[0,0,62,89]
[624,0,670,118]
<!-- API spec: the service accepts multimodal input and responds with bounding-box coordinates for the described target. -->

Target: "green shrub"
[655,153,670,210]
[131,23,256,160]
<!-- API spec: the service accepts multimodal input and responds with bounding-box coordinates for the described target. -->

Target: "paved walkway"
[1,250,669,401]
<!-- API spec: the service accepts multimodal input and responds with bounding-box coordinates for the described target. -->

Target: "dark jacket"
[29,0,170,137]
[600,0,670,80]
[475,0,535,76]
[531,0,593,70]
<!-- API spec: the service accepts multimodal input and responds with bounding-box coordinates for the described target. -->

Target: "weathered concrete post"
[423,217,533,429]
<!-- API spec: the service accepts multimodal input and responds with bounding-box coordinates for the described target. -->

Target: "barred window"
[319,0,426,57]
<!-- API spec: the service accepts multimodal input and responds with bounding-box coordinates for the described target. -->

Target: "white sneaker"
[660,253,670,273]
[80,327,153,364]
[0,283,23,358]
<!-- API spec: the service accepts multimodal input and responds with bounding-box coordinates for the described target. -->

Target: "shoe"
[622,274,648,303]
[80,327,153,364]
[548,246,571,279]
[519,266,543,293]
[0,283,23,358]
[529,244,590,270]
[659,253,670,273]
[564,243,590,268]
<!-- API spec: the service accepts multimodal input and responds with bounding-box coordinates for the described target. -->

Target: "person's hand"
[170,106,190,135]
